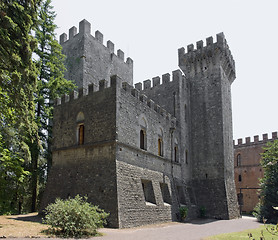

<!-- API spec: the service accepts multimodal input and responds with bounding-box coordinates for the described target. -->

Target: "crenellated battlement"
[59,19,133,66]
[234,132,278,147]
[55,75,176,126]
[122,81,177,125]
[134,69,184,91]
[178,32,235,83]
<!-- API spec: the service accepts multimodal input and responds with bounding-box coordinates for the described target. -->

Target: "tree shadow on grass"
[7,213,43,224]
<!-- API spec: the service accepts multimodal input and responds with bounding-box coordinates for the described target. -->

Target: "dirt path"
[0,213,262,240]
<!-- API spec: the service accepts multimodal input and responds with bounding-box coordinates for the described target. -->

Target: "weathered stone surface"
[40,20,240,228]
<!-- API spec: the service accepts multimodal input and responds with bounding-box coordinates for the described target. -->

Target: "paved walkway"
[95,216,262,240]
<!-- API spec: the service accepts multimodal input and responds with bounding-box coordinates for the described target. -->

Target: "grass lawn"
[204,225,277,240]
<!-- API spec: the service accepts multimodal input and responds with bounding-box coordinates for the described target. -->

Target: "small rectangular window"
[160,183,171,204]
[141,179,156,204]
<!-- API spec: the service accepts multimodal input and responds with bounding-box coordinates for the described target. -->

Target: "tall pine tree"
[0,0,41,214]
[30,0,75,211]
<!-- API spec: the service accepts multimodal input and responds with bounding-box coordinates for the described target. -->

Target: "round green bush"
[43,195,109,237]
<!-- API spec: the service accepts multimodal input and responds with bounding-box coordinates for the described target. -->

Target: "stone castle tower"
[40,19,239,227]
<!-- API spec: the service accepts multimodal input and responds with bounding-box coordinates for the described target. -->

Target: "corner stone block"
[95,30,103,44]
[59,33,67,44]
[135,82,142,91]
[206,36,213,46]
[107,40,114,53]
[173,69,182,82]
[99,79,108,90]
[117,49,124,60]
[143,79,151,90]
[152,76,160,87]
[162,73,170,84]
[69,26,77,39]
[197,40,203,49]
[79,19,91,35]
[110,75,122,88]
[187,44,194,53]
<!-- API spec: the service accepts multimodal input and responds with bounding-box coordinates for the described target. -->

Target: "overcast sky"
[51,0,277,142]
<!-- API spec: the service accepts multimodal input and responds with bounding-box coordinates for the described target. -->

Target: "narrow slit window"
[174,146,178,162]
[237,154,241,166]
[158,138,163,156]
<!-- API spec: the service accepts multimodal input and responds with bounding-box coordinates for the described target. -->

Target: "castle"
[40,19,240,228]
[234,132,277,214]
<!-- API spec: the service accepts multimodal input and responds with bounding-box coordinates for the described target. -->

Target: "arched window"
[78,124,84,145]
[140,129,146,150]
[139,116,147,150]
[76,112,85,145]
[158,138,163,156]
[237,154,241,166]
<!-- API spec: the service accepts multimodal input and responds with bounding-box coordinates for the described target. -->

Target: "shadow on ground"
[8,214,43,223]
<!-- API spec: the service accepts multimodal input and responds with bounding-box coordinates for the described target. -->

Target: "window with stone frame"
[160,183,171,204]
[140,129,146,150]
[141,179,156,204]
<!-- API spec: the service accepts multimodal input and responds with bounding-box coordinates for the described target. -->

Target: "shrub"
[43,195,109,238]
[179,206,188,220]
[199,206,206,218]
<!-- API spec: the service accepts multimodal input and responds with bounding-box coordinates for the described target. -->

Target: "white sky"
[52,0,278,142]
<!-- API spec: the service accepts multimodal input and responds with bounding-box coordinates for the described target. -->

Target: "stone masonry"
[234,132,277,214]
[40,19,240,228]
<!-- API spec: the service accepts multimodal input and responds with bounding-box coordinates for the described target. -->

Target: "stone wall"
[234,132,277,213]
[179,33,239,219]
[60,19,133,89]
[40,80,120,227]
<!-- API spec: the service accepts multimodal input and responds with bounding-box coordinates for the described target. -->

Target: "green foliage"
[0,0,40,140]
[179,206,188,220]
[199,206,206,218]
[0,0,41,214]
[28,0,75,211]
[0,133,31,214]
[43,195,109,238]
[255,140,278,224]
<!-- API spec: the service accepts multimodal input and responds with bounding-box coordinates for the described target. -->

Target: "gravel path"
[94,216,262,240]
